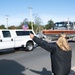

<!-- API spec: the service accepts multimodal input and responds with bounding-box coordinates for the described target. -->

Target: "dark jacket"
[33,36,72,75]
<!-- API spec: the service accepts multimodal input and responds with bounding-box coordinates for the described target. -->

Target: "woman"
[30,33,72,75]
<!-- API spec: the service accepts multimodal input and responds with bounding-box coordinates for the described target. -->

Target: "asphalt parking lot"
[0,42,75,75]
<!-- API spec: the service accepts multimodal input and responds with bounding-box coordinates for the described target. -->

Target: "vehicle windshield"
[55,23,67,27]
[55,21,73,27]
[54,21,73,30]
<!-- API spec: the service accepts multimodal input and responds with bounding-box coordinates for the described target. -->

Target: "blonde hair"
[56,33,71,51]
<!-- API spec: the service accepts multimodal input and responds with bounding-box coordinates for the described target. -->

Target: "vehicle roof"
[0,29,33,31]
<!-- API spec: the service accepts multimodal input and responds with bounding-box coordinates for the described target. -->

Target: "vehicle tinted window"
[55,22,73,27]
[29,31,34,34]
[16,31,34,36]
[2,31,11,37]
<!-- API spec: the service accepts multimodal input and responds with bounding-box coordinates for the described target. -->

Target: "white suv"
[0,29,36,52]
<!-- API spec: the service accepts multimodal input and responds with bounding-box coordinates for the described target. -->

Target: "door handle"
[11,39,13,41]
[0,39,2,42]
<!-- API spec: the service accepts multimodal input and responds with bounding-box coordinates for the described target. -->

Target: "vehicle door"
[0,30,14,50]
[14,31,33,47]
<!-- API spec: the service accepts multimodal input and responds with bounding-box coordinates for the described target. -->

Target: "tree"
[8,26,16,29]
[33,14,42,25]
[20,18,33,29]
[0,25,6,29]
[33,14,43,32]
[28,21,33,29]
[45,19,54,29]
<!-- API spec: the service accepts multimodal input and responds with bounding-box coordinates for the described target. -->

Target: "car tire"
[26,42,34,51]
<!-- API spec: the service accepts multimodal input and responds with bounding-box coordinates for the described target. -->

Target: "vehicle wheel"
[26,42,34,51]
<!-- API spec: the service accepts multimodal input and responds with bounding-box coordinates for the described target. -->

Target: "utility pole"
[28,7,33,30]
[5,15,9,29]
[67,18,69,30]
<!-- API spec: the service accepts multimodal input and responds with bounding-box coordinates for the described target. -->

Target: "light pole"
[5,15,9,29]
[28,7,33,30]
[67,18,69,30]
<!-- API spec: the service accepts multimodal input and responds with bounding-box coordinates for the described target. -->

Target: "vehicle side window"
[16,31,34,36]
[2,31,11,37]
[29,31,34,34]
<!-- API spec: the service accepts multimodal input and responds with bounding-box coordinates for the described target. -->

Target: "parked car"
[36,32,46,40]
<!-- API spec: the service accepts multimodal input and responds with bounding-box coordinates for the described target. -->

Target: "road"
[0,42,75,75]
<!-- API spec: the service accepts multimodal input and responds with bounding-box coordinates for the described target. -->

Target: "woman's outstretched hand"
[30,33,34,39]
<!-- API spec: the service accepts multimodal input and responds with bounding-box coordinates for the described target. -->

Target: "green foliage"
[0,25,6,29]
[45,19,54,29]
[33,24,38,32]
[0,19,54,31]
[8,26,16,29]
[28,22,32,29]
[16,24,23,29]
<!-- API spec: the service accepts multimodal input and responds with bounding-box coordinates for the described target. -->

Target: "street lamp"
[5,15,9,29]
[28,7,33,30]
[67,18,70,30]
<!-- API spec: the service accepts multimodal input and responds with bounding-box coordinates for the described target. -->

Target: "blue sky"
[0,0,75,27]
